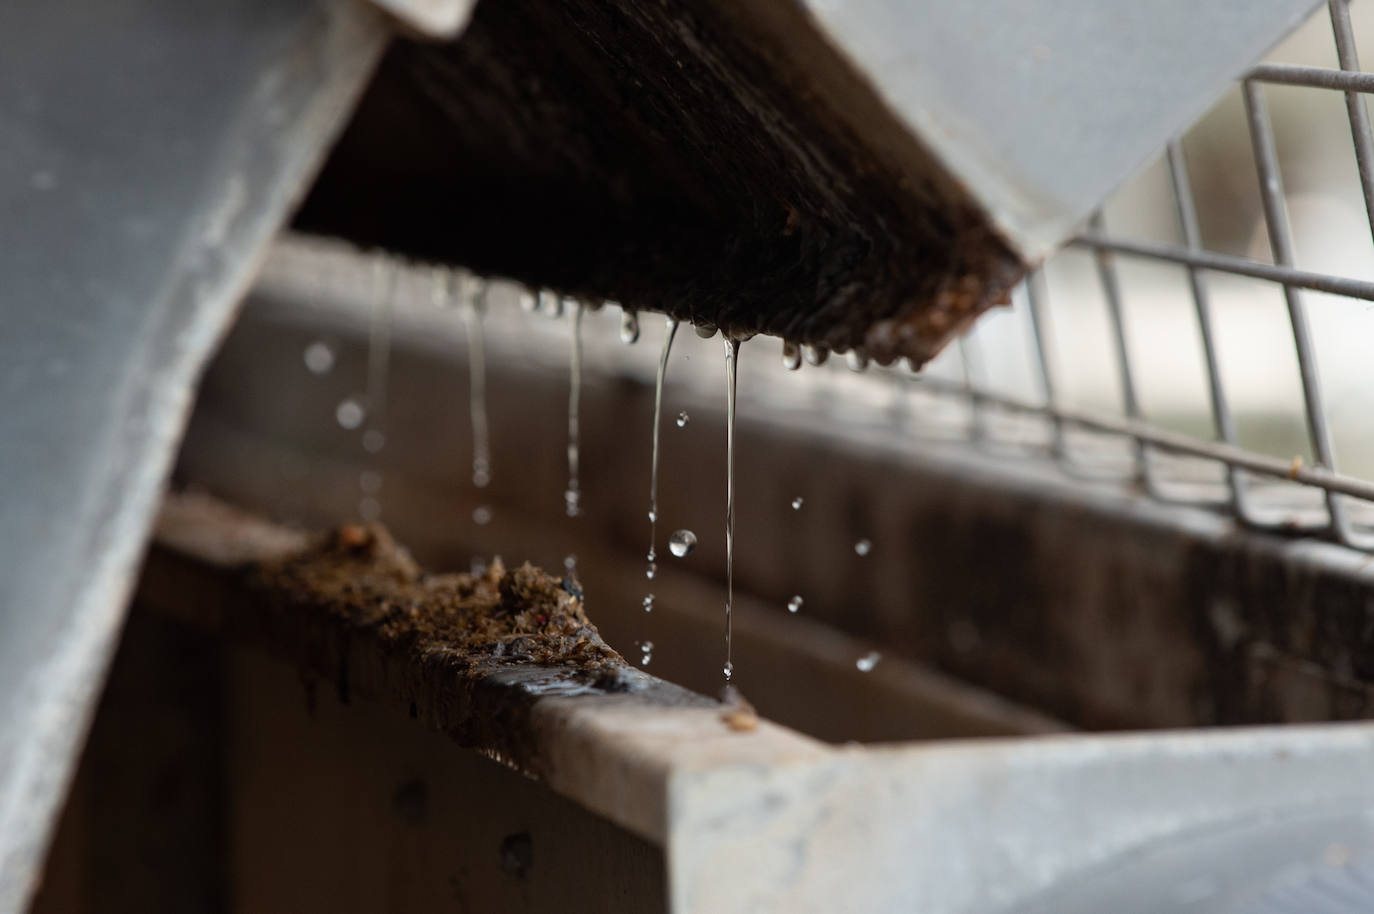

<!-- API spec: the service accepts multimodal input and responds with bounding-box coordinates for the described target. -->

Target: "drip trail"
[646,318,680,591]
[723,336,741,682]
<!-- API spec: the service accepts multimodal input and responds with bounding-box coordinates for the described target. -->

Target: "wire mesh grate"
[932,0,1374,550]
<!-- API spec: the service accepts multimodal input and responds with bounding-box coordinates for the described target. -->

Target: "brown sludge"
[249,523,624,676]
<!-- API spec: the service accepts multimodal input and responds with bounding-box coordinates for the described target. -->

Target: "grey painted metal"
[0,1,388,908]
[798,0,1321,259]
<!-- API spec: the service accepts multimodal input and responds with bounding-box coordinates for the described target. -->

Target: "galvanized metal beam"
[0,3,391,907]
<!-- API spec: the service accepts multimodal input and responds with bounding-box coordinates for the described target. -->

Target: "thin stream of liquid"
[646,319,680,585]
[723,336,741,682]
[359,260,395,520]
[465,281,491,490]
[565,301,584,520]
[365,259,394,448]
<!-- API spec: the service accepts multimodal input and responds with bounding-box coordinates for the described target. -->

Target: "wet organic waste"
[250,523,624,676]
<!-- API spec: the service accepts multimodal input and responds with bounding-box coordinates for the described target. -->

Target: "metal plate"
[0,1,387,907]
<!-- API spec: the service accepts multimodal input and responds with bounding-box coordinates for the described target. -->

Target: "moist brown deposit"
[294,0,1024,365]
[248,523,624,678]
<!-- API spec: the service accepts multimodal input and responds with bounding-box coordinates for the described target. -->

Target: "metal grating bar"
[932,2,1374,551]
[1088,211,1151,486]
[1071,234,1374,301]
[1242,78,1350,540]
[1249,62,1374,92]
[1022,270,1065,458]
[1329,0,1374,245]
[1165,140,1248,514]
[913,376,1374,503]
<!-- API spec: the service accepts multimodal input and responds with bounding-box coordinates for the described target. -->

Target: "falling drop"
[619,309,640,344]
[564,554,577,573]
[303,341,335,375]
[695,323,718,339]
[723,660,734,682]
[802,344,828,366]
[364,259,395,448]
[359,471,383,495]
[362,429,386,454]
[856,651,881,672]
[855,538,872,556]
[335,397,366,430]
[781,341,802,371]
[668,529,697,557]
[676,411,689,428]
[464,279,492,491]
[846,349,870,372]
[565,301,584,517]
[472,505,492,525]
[723,336,742,685]
[359,497,381,522]
[640,640,654,666]
[787,595,803,613]
[791,496,804,510]
[646,318,680,610]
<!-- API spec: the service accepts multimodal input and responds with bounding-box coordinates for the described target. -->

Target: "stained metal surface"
[0,1,388,908]
[798,0,1322,258]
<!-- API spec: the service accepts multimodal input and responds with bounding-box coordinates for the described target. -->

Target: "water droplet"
[676,411,689,428]
[802,344,828,366]
[564,554,577,572]
[854,538,872,556]
[640,640,654,666]
[846,349,870,372]
[781,341,802,371]
[359,497,381,521]
[538,288,562,317]
[362,429,386,453]
[855,651,881,672]
[723,661,734,681]
[642,594,654,613]
[791,496,804,510]
[359,470,383,495]
[668,529,697,557]
[619,309,640,344]
[336,397,366,430]
[473,464,491,489]
[304,341,335,374]
[472,505,492,525]
[565,488,581,517]
[787,595,803,613]
[648,510,657,523]
[694,323,718,339]
[518,289,538,312]
[646,562,656,580]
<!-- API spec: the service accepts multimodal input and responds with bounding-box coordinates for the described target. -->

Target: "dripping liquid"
[360,260,395,519]
[465,282,491,491]
[565,301,583,521]
[723,336,740,682]
[646,319,680,584]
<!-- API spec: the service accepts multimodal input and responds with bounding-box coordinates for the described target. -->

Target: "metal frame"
[958,0,1374,551]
